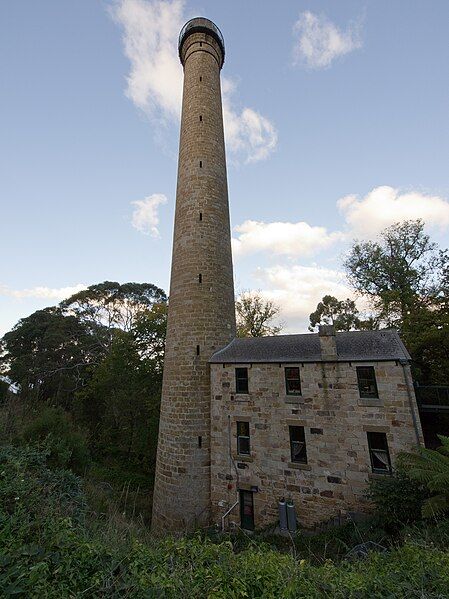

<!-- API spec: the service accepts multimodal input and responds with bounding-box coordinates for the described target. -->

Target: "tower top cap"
[178,17,225,65]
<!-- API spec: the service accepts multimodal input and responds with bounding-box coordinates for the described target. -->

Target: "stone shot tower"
[151,18,236,533]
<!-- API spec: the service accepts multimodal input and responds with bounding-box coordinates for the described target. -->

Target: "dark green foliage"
[76,327,162,473]
[308,295,375,332]
[367,471,428,531]
[0,307,103,406]
[3,444,449,597]
[398,435,449,518]
[61,280,167,336]
[1,281,167,506]
[21,406,90,474]
[344,220,441,326]
[0,378,9,403]
[344,220,449,383]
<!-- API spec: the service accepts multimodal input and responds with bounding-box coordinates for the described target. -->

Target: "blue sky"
[1,0,449,335]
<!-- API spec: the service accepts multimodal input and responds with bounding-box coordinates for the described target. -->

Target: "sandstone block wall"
[152,24,236,533]
[210,360,423,529]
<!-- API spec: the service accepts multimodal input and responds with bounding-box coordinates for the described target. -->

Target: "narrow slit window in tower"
[199,115,202,121]
[199,212,203,221]
[196,345,200,356]
[199,160,203,168]
[200,42,202,47]
[199,274,202,283]
[199,76,202,82]
[198,436,202,448]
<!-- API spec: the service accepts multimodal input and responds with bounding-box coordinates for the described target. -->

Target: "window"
[199,115,203,121]
[289,426,307,464]
[237,421,250,455]
[235,367,249,394]
[367,432,392,474]
[357,366,378,398]
[285,367,301,395]
[199,160,203,168]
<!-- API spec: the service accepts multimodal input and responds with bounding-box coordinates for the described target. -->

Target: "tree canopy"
[343,220,448,383]
[236,291,283,337]
[309,295,362,332]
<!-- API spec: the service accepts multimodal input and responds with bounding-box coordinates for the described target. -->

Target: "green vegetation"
[310,220,449,384]
[3,443,449,597]
[399,434,449,518]
[236,291,283,337]
[1,227,449,596]
[0,280,167,526]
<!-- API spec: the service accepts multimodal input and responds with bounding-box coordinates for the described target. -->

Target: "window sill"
[288,462,311,471]
[368,471,392,480]
[284,396,304,404]
[234,454,253,463]
[232,394,251,402]
[358,398,383,407]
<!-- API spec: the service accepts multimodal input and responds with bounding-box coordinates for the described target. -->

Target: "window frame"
[235,367,249,395]
[285,366,302,396]
[356,366,379,399]
[289,425,308,464]
[367,431,392,474]
[236,421,250,456]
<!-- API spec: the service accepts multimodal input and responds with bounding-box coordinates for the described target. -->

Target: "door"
[239,490,255,530]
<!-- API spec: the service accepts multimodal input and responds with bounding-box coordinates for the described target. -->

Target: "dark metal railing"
[178,17,225,60]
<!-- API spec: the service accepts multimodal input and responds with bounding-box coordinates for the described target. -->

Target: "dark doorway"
[239,490,255,530]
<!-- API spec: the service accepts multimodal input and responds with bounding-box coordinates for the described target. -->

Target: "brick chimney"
[318,325,337,361]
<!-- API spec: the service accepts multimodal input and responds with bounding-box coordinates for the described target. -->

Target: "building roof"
[209,330,411,364]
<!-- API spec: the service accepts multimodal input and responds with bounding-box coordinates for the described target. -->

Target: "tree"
[344,220,444,328]
[0,307,103,407]
[1,281,168,408]
[236,291,283,337]
[61,281,167,349]
[344,220,449,383]
[75,328,162,469]
[308,295,362,332]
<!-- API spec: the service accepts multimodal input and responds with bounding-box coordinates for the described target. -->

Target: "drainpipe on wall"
[222,414,239,530]
[399,359,423,447]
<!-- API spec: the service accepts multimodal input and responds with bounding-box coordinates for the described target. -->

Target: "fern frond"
[422,494,449,518]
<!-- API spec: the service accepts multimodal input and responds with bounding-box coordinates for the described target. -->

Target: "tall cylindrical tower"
[151,18,236,533]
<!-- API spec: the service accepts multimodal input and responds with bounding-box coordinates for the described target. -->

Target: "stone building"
[209,327,423,530]
[152,18,423,534]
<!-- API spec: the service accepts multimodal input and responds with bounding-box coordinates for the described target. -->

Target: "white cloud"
[338,185,449,238]
[131,193,167,236]
[232,220,343,258]
[293,11,362,69]
[0,284,87,300]
[254,264,352,332]
[111,0,277,163]
[111,0,184,122]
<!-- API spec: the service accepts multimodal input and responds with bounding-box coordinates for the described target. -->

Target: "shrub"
[21,406,90,474]
[367,470,427,531]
